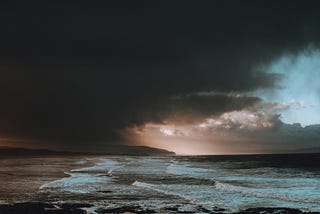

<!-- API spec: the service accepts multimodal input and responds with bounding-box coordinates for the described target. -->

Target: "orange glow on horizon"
[121,122,285,155]
[121,123,230,155]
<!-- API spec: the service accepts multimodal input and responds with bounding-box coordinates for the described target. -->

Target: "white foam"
[40,158,118,193]
[75,159,87,165]
[215,181,320,204]
[166,161,215,180]
[81,206,98,214]
[71,159,118,172]
[35,157,320,213]
[40,172,111,193]
[132,180,194,202]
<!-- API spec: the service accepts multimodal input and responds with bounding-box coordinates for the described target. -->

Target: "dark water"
[0,154,319,213]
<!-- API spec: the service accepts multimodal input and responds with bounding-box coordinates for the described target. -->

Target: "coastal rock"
[0,203,90,214]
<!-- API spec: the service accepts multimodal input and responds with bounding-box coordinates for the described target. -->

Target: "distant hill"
[96,145,175,156]
[0,146,175,157]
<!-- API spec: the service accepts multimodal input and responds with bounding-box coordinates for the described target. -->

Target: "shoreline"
[0,203,319,214]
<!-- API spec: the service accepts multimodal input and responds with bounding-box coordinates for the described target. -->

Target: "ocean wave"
[40,171,111,194]
[71,159,118,173]
[39,158,118,193]
[214,181,320,204]
[166,161,215,180]
[132,180,194,202]
[74,159,87,165]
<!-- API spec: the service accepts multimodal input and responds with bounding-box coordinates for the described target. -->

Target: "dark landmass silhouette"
[0,146,175,157]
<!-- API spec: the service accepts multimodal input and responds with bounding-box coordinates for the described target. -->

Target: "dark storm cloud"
[1,0,320,147]
[233,123,320,153]
[164,94,262,124]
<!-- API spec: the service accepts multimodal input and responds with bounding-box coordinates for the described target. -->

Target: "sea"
[0,154,319,213]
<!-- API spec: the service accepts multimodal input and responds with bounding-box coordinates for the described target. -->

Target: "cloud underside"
[123,97,320,153]
[1,1,320,151]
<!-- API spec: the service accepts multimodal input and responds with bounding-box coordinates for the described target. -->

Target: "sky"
[1,0,320,154]
[256,50,320,126]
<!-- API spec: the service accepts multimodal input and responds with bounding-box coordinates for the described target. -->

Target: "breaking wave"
[214,181,319,204]
[40,158,117,193]
[71,159,118,173]
[132,180,194,202]
[39,172,111,193]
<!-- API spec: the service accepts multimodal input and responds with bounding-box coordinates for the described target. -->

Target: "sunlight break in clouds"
[123,100,308,155]
[257,49,320,126]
